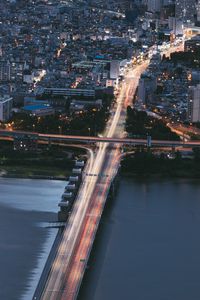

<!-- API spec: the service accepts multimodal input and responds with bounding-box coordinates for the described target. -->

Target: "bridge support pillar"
[172,146,175,154]
[48,138,51,149]
[58,208,68,222]
[111,181,115,196]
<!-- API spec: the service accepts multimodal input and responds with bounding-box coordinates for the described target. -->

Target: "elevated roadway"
[0,42,189,300]
[37,61,149,300]
[1,130,200,148]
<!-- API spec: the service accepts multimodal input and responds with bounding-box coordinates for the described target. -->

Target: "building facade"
[0,95,13,122]
[184,35,200,52]
[197,0,200,22]
[138,73,157,105]
[175,0,196,23]
[147,0,163,13]
[188,84,200,122]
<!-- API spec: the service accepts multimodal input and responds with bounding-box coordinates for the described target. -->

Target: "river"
[0,178,66,300]
[79,178,200,300]
[2,177,200,300]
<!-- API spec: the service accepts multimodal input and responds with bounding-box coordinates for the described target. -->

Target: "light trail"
[38,43,184,300]
[53,63,148,300]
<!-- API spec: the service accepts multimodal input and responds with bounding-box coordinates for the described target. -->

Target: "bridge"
[28,61,150,300]
[1,45,192,300]
[1,129,200,148]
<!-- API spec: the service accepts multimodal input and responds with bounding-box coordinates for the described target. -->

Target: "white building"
[23,72,34,84]
[168,17,183,36]
[188,84,200,122]
[0,95,13,122]
[110,60,120,80]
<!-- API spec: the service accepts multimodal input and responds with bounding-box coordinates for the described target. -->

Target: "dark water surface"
[0,178,66,300]
[79,178,200,300]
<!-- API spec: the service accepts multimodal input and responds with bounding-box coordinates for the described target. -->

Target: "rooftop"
[23,104,51,111]
[0,95,13,103]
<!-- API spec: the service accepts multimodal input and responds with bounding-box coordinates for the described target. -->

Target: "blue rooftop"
[23,104,51,111]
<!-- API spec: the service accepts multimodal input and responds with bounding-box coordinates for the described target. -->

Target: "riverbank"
[120,151,200,178]
[0,140,86,179]
[0,166,68,180]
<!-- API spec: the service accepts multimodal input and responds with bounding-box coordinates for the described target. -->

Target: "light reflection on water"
[0,178,66,300]
[0,178,65,212]
[21,227,58,300]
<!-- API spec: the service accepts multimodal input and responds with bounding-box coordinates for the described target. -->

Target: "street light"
[58,126,62,135]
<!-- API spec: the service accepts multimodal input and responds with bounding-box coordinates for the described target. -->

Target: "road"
[163,43,184,58]
[7,41,185,299]
[0,41,192,299]
[167,122,200,137]
[39,61,148,300]
[2,130,200,148]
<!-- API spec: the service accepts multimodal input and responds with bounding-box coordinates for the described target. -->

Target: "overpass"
[1,129,200,148]
[0,48,193,300]
[29,61,150,300]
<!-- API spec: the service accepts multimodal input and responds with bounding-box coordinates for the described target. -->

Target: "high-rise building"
[163,0,174,4]
[0,62,11,82]
[110,60,120,80]
[188,84,200,122]
[197,0,200,22]
[147,0,163,13]
[168,17,183,35]
[0,61,24,83]
[0,95,13,122]
[138,73,157,105]
[175,0,196,23]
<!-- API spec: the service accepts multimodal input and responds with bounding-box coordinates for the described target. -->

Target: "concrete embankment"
[32,227,64,300]
[33,159,87,299]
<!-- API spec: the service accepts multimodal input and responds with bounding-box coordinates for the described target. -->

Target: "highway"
[0,41,188,300]
[168,122,200,137]
[38,42,192,299]
[2,129,200,148]
[37,61,148,300]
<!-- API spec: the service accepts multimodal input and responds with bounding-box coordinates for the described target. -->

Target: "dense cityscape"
[1,0,200,299]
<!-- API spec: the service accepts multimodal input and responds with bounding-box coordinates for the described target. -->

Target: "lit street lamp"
[58,126,62,135]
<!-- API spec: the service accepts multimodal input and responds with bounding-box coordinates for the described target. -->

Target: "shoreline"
[0,164,70,181]
[0,173,67,180]
[120,171,200,179]
[0,140,86,181]
[120,153,200,179]
[2,169,200,181]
